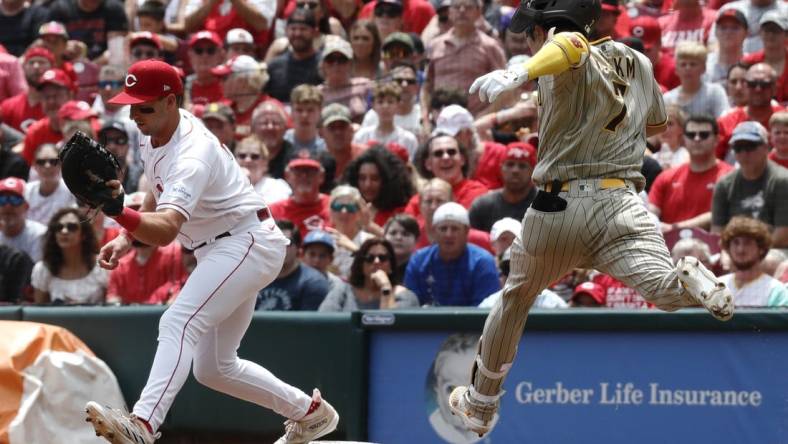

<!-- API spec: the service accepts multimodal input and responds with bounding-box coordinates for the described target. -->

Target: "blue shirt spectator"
[256,263,329,311]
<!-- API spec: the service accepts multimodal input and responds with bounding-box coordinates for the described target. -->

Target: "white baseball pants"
[132,217,312,431]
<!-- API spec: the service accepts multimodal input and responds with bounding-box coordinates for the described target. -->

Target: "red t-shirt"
[593,274,650,309]
[0,93,44,133]
[373,205,405,228]
[190,79,224,106]
[715,105,786,160]
[472,141,508,190]
[233,94,278,141]
[100,227,120,247]
[203,3,272,48]
[654,53,680,92]
[742,50,788,104]
[358,0,435,34]
[657,8,716,58]
[768,151,788,169]
[107,242,186,305]
[648,160,734,224]
[269,194,331,235]
[403,178,489,219]
[22,118,61,164]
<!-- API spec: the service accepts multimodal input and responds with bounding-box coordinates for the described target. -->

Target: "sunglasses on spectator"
[192,47,217,56]
[451,2,476,10]
[393,77,417,85]
[132,49,158,59]
[0,194,24,206]
[324,55,350,65]
[732,142,760,153]
[296,1,319,9]
[684,131,711,140]
[432,148,459,158]
[746,80,773,89]
[374,4,402,17]
[98,80,123,89]
[35,158,60,167]
[54,222,80,233]
[330,202,359,213]
[237,153,262,161]
[102,136,128,145]
[363,254,390,263]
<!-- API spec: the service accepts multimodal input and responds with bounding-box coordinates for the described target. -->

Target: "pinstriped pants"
[473,184,694,411]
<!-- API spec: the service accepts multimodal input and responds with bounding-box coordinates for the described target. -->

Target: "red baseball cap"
[0,177,25,197]
[716,8,747,27]
[38,68,75,91]
[24,47,55,65]
[188,30,222,48]
[504,142,536,168]
[572,282,606,305]
[108,60,184,105]
[629,16,661,50]
[38,21,68,39]
[601,0,620,13]
[287,151,322,170]
[58,100,97,121]
[130,31,162,50]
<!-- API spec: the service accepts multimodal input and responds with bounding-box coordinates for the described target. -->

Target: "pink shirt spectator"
[0,52,27,103]
[658,8,716,57]
[319,77,371,123]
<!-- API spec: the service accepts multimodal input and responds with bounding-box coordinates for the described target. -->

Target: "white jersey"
[140,109,267,249]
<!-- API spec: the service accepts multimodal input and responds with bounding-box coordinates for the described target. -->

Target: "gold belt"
[543,178,627,193]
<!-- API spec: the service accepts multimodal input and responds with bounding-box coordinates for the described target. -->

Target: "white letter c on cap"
[125,74,138,87]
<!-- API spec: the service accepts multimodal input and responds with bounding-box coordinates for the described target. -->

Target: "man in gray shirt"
[712,121,788,248]
[0,177,46,262]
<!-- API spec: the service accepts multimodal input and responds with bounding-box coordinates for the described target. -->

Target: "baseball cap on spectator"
[385,142,410,164]
[188,30,222,48]
[628,16,660,50]
[303,230,336,252]
[322,39,354,60]
[288,8,317,27]
[715,8,747,28]
[108,60,184,105]
[729,121,768,145]
[38,21,68,39]
[0,177,25,198]
[226,28,254,45]
[490,217,521,242]
[130,31,162,50]
[211,55,263,77]
[433,104,474,137]
[321,103,352,126]
[202,102,235,124]
[38,68,75,91]
[58,100,96,121]
[99,119,128,136]
[600,0,620,14]
[124,191,146,209]
[24,47,55,65]
[137,0,166,19]
[375,0,403,16]
[759,9,787,30]
[432,202,470,227]
[571,282,605,305]
[505,142,537,168]
[382,32,414,52]
[287,151,323,170]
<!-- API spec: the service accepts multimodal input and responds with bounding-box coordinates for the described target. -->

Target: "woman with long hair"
[342,145,414,227]
[348,19,382,80]
[32,208,107,304]
[319,238,419,310]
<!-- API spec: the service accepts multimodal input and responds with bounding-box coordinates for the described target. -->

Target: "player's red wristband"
[113,207,142,233]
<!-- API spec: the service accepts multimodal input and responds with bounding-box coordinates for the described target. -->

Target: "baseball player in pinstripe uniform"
[449,0,735,437]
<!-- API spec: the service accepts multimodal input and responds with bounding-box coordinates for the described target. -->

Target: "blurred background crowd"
[0,0,786,311]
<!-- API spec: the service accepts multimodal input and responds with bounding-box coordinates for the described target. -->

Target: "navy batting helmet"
[509,0,601,36]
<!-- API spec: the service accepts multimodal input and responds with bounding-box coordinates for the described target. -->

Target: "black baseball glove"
[59,131,125,216]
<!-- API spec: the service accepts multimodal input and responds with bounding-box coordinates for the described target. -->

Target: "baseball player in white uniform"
[448,0,735,437]
[83,60,339,444]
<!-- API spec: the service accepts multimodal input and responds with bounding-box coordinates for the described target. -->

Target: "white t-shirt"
[653,143,690,170]
[719,273,788,307]
[0,220,47,262]
[254,176,291,205]
[352,125,419,160]
[31,261,108,304]
[24,179,77,225]
[332,230,375,280]
[360,104,421,139]
[141,110,268,249]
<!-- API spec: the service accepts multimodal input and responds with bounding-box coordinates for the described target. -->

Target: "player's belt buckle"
[599,178,627,189]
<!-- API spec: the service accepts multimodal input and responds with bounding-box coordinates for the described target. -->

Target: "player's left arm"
[522,32,590,81]
[124,209,187,247]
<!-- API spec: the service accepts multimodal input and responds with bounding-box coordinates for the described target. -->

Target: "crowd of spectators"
[0,0,786,310]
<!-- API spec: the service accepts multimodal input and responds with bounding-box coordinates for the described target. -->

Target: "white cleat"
[275,389,339,444]
[85,401,159,444]
[448,386,496,438]
[677,256,734,321]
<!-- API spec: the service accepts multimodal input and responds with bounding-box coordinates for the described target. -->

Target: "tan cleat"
[85,401,159,444]
[448,386,497,438]
[677,256,734,321]
[274,389,339,444]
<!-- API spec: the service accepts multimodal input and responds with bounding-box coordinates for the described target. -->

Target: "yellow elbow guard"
[524,32,590,80]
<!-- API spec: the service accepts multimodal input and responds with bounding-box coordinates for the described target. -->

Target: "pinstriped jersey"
[531,36,667,191]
